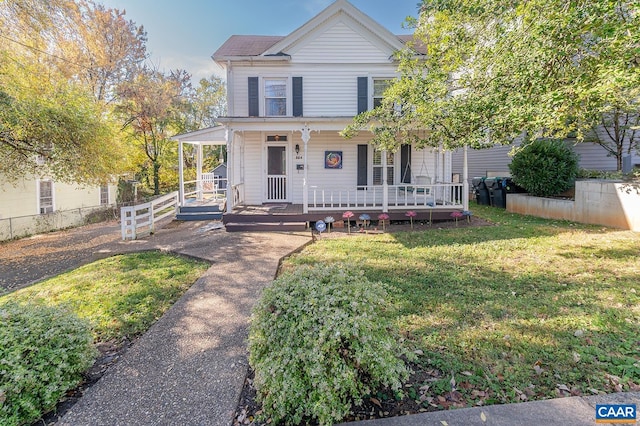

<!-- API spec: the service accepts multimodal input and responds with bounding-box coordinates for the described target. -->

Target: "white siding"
[290,19,396,64]
[229,64,399,118]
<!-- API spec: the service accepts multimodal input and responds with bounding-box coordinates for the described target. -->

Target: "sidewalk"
[344,392,640,425]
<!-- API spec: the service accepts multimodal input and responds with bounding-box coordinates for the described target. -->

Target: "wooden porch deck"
[223,203,463,232]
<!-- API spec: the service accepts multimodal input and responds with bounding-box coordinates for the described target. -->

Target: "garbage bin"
[486,178,507,208]
[472,177,490,205]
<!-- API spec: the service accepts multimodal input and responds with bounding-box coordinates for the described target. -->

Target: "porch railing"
[121,191,178,240]
[307,183,464,211]
[183,174,227,203]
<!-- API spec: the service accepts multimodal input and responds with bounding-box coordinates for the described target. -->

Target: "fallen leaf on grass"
[370,397,382,408]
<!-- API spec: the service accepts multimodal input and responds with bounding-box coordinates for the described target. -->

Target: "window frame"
[372,78,393,109]
[263,77,289,117]
[100,185,110,205]
[37,179,54,214]
[371,150,395,186]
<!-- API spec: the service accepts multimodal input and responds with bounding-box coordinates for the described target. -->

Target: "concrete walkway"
[48,222,311,425]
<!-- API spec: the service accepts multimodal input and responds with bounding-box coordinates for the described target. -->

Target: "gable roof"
[213,35,285,58]
[212,0,424,61]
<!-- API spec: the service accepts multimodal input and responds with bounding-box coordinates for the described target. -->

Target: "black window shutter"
[357,77,368,114]
[401,144,412,183]
[292,77,303,117]
[248,77,259,117]
[357,144,368,186]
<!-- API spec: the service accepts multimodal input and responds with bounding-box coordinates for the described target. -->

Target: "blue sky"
[99,0,421,82]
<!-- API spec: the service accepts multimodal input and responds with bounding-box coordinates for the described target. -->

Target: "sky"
[98,0,421,82]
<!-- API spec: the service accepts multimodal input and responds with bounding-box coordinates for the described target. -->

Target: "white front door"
[267,145,287,202]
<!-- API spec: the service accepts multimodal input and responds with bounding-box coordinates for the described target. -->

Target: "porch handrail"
[121,191,178,240]
[307,183,464,211]
[183,175,227,203]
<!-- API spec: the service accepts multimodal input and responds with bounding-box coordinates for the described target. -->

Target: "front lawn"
[284,205,640,415]
[0,251,209,342]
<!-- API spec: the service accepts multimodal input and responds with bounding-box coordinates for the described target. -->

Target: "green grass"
[284,205,640,407]
[0,251,209,342]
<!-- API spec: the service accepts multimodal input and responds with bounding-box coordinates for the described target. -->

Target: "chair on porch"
[410,175,435,206]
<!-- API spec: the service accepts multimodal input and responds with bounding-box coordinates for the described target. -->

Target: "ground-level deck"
[222,203,464,232]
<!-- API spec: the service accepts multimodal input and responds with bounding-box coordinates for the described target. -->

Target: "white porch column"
[382,149,389,212]
[301,125,311,214]
[226,130,234,214]
[196,143,203,201]
[463,144,469,211]
[178,140,185,206]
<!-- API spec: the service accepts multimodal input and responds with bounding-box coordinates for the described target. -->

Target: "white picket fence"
[121,192,178,240]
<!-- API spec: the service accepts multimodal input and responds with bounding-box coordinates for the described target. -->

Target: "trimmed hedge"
[249,264,409,425]
[0,302,96,426]
[509,138,579,197]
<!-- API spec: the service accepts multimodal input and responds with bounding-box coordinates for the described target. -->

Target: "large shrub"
[0,302,96,426]
[509,138,580,197]
[249,264,409,425]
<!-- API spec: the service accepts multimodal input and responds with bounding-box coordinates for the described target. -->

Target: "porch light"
[295,144,300,154]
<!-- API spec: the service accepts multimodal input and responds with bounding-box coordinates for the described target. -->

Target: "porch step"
[224,221,307,232]
[176,205,223,221]
[180,205,221,213]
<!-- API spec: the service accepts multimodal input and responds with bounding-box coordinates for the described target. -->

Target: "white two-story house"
[174,0,470,222]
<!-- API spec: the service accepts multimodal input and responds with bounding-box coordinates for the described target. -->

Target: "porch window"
[372,150,395,185]
[39,180,54,214]
[264,78,287,116]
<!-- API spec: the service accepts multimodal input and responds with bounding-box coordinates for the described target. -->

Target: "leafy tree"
[60,2,148,103]
[0,55,126,184]
[117,67,192,195]
[343,0,640,170]
[0,0,141,184]
[185,75,227,131]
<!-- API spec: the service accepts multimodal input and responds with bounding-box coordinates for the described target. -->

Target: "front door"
[267,146,287,201]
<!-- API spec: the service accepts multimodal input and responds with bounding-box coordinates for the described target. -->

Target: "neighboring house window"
[38,180,54,214]
[264,78,287,116]
[373,79,392,108]
[100,185,109,205]
[372,150,395,186]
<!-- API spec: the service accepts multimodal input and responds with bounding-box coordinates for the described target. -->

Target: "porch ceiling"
[171,126,227,145]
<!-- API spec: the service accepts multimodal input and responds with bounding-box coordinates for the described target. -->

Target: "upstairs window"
[264,79,287,116]
[373,79,392,108]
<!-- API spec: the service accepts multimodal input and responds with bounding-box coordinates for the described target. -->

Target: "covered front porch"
[172,120,470,219]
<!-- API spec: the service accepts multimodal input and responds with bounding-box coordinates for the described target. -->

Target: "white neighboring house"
[0,172,117,241]
[173,0,470,218]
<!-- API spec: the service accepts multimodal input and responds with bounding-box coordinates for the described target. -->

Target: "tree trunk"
[153,161,161,195]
